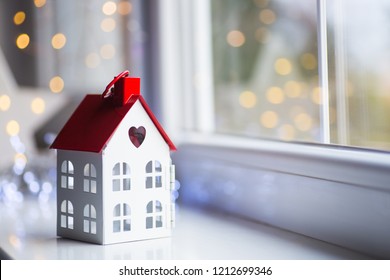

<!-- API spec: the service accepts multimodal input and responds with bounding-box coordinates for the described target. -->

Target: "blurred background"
[1,0,390,258]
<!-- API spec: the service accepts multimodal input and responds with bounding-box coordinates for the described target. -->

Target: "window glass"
[327,0,390,150]
[212,0,319,142]
[211,0,390,150]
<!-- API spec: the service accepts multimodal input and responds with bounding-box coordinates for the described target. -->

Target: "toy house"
[50,71,176,244]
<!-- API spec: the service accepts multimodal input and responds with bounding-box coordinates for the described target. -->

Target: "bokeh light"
[226,30,245,47]
[274,58,292,75]
[49,76,64,93]
[300,53,317,70]
[294,113,313,131]
[102,1,117,16]
[34,0,47,8]
[118,1,133,15]
[260,111,278,128]
[311,87,322,104]
[259,9,276,25]
[101,18,116,32]
[6,120,20,136]
[0,95,11,111]
[13,11,26,25]
[31,97,46,114]
[51,33,67,49]
[266,87,284,104]
[284,80,302,98]
[239,91,257,108]
[16,34,30,49]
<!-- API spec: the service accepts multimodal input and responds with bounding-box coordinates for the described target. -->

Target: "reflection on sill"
[0,198,374,260]
[55,237,172,260]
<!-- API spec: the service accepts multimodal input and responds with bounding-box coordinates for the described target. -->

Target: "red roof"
[50,94,176,153]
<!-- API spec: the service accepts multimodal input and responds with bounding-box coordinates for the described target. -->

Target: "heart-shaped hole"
[128,126,146,148]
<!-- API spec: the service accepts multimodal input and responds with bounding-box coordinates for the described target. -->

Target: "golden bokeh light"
[259,9,276,25]
[279,124,296,141]
[294,113,313,131]
[226,30,245,47]
[118,1,133,15]
[300,53,317,70]
[49,76,64,93]
[34,0,46,8]
[31,97,46,114]
[260,111,278,128]
[51,33,67,49]
[6,120,20,136]
[85,53,100,68]
[239,91,257,108]
[274,58,292,75]
[14,11,26,25]
[284,80,302,98]
[100,44,116,59]
[266,87,284,104]
[311,87,322,104]
[0,95,11,111]
[102,1,117,16]
[101,18,116,32]
[16,34,30,49]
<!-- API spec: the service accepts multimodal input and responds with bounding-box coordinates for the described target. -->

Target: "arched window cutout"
[113,203,131,233]
[60,160,74,189]
[146,200,163,229]
[83,204,97,234]
[60,200,74,229]
[145,160,163,189]
[83,163,97,193]
[112,162,131,191]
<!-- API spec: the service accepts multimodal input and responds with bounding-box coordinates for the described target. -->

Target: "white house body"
[51,82,176,245]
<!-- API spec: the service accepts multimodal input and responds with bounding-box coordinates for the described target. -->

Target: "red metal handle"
[102,70,130,99]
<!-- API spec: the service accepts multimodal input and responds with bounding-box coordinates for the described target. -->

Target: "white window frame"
[60,160,74,190]
[83,163,97,193]
[83,204,97,234]
[157,0,390,258]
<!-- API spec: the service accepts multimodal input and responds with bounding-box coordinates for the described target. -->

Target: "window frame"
[113,203,131,233]
[145,160,163,189]
[146,200,163,229]
[157,0,390,258]
[112,162,131,192]
[60,200,74,230]
[83,163,97,193]
[83,204,97,234]
[60,160,74,190]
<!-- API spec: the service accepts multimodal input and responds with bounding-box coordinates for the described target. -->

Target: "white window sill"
[173,132,390,259]
[0,199,372,259]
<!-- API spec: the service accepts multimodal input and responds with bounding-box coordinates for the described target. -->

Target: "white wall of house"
[56,149,103,244]
[102,100,173,244]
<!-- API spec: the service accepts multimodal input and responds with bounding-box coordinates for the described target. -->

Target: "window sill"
[0,199,372,259]
[173,132,390,259]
